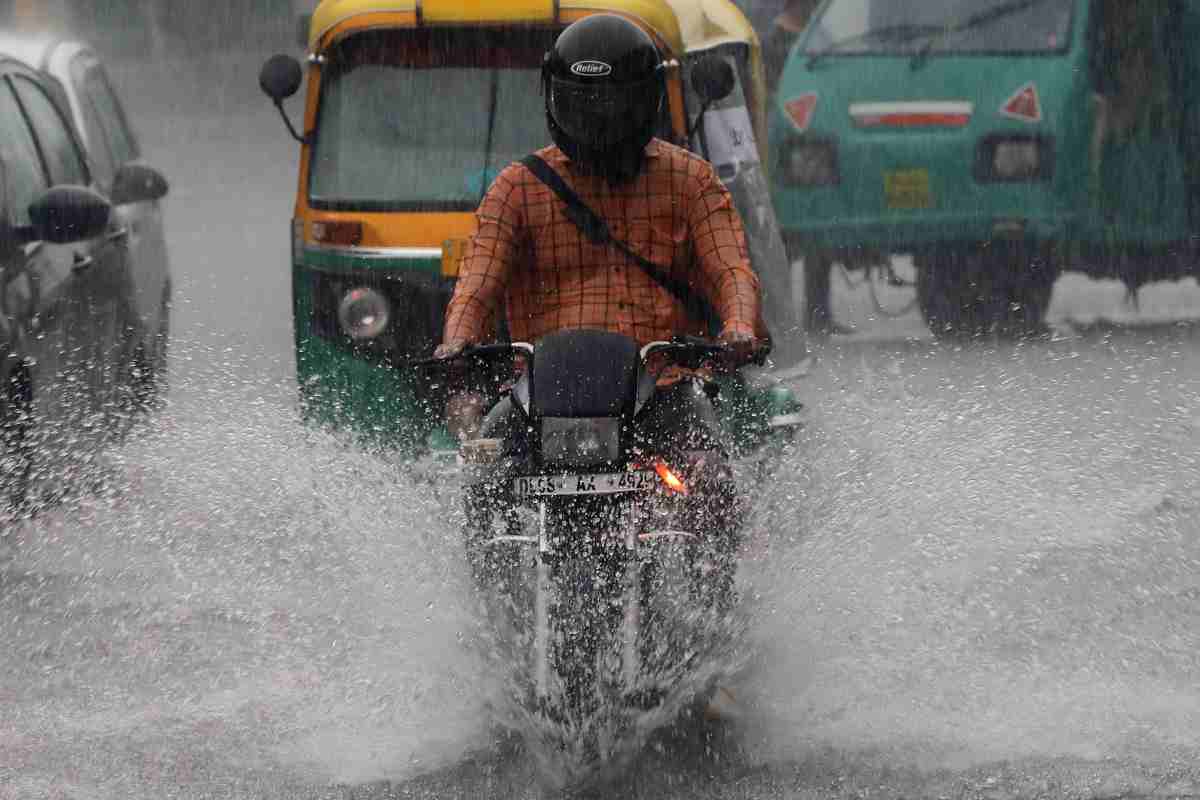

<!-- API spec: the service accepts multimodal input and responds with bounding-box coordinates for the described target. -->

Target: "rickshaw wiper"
[479,68,500,205]
[910,0,1055,70]
[806,23,943,69]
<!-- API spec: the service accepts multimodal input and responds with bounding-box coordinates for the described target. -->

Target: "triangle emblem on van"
[1000,83,1042,123]
[784,93,818,132]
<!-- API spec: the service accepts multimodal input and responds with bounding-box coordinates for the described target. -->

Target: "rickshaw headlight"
[977,135,1054,182]
[781,140,839,186]
[337,287,391,340]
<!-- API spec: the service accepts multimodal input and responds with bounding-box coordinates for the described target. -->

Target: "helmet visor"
[548,75,661,149]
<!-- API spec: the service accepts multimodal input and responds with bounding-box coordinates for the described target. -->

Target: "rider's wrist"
[721,321,755,339]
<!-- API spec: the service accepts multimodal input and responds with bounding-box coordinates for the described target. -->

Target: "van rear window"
[806,0,1074,57]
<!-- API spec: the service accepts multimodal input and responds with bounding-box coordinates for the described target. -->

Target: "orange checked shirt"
[442,139,764,349]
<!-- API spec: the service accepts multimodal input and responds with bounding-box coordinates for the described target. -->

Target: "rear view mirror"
[260,54,303,102]
[111,163,169,205]
[691,56,736,105]
[28,186,111,244]
[260,54,309,144]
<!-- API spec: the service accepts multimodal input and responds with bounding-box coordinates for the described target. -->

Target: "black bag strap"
[520,154,723,334]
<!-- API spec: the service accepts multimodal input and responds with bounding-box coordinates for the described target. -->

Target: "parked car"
[0,35,171,511]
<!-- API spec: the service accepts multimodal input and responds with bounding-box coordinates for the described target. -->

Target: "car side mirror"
[260,54,303,103]
[111,163,169,205]
[691,56,736,105]
[28,186,112,244]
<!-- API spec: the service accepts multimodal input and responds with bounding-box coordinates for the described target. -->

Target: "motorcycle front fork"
[531,501,643,701]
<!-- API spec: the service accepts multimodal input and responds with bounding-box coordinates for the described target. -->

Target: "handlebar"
[644,335,771,369]
[639,337,729,369]
[406,341,533,370]
[411,335,761,371]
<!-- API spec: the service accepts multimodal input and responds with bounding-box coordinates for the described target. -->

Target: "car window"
[69,56,116,186]
[76,89,116,187]
[0,79,49,228]
[83,67,139,166]
[11,76,88,187]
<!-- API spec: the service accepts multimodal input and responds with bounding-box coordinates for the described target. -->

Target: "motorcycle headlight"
[541,417,620,467]
[976,135,1054,182]
[337,287,390,340]
[781,139,839,186]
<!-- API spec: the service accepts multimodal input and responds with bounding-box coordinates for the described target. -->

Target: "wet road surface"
[4,53,1200,799]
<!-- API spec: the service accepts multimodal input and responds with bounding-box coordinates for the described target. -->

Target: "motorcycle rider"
[434,13,770,441]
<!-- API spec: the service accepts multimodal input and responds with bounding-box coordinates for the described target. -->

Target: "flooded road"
[4,54,1200,799]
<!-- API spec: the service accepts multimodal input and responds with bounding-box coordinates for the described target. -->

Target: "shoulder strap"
[519,154,722,334]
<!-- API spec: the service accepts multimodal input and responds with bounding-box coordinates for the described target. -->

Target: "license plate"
[512,470,656,497]
[884,169,933,209]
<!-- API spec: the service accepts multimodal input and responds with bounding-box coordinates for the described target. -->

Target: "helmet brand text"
[571,60,613,77]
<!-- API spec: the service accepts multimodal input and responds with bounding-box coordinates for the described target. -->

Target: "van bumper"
[778,212,1075,255]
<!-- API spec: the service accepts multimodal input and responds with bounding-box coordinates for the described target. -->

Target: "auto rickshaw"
[259,0,803,459]
[770,0,1200,337]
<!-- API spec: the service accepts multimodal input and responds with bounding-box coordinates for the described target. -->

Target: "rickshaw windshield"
[804,0,1075,56]
[310,27,559,212]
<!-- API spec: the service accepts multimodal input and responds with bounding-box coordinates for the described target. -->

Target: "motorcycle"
[434,328,792,774]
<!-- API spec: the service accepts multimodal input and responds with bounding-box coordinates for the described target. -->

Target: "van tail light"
[311,220,363,246]
[975,135,1054,183]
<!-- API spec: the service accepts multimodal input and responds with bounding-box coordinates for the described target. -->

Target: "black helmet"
[543,14,667,181]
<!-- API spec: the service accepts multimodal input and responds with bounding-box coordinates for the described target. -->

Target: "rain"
[3,1,1200,798]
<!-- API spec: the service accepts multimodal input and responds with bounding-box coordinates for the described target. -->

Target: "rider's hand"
[434,340,468,361]
[433,340,471,392]
[446,391,486,442]
[717,325,761,368]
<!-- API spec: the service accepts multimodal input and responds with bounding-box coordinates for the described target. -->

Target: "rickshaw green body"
[290,247,455,453]
[770,0,1200,332]
[283,0,804,458]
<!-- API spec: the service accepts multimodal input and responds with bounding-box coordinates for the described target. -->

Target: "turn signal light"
[311,220,363,246]
[654,461,688,495]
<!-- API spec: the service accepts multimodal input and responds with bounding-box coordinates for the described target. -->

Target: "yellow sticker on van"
[884,169,933,210]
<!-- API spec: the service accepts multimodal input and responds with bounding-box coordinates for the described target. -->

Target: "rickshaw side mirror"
[260,54,303,103]
[691,57,736,105]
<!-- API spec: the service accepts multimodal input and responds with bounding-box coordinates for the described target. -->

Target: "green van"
[771,0,1200,336]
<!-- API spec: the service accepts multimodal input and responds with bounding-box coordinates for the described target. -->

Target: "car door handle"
[106,226,130,244]
[72,253,95,271]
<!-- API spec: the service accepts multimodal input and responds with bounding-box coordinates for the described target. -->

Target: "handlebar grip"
[462,343,517,359]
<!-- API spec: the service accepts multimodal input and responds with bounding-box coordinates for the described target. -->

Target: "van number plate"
[513,471,656,497]
[884,169,932,209]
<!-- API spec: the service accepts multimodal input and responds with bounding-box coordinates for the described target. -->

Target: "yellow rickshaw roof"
[667,0,759,52]
[309,0,687,52]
